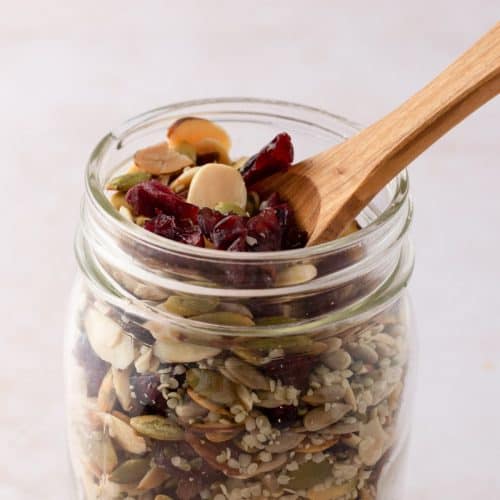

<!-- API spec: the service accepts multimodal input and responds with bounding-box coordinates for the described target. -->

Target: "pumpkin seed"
[254,316,295,326]
[287,460,332,490]
[275,263,317,287]
[205,429,241,443]
[217,302,253,318]
[153,338,221,363]
[109,458,150,484]
[303,404,352,432]
[134,142,193,175]
[162,295,219,317]
[224,357,270,391]
[236,453,287,479]
[173,141,197,163]
[264,432,305,454]
[186,368,237,406]
[187,163,247,210]
[186,388,231,416]
[130,415,184,441]
[106,172,152,192]
[190,311,255,326]
[138,466,170,491]
[296,435,339,453]
[214,201,247,216]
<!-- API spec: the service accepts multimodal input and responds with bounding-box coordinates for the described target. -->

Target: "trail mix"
[68,117,408,499]
[68,291,408,500]
[106,116,358,252]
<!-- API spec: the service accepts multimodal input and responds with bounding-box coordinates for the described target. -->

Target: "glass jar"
[66,98,415,500]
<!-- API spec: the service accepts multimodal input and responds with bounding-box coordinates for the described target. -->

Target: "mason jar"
[65,98,415,500]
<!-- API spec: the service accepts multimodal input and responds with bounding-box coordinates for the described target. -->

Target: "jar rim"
[85,97,410,264]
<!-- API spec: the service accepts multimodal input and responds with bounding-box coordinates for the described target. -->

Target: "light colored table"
[1,1,498,498]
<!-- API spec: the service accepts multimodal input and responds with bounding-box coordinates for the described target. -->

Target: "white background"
[1,1,499,499]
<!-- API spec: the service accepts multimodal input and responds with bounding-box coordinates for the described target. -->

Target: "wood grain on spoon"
[255,23,500,246]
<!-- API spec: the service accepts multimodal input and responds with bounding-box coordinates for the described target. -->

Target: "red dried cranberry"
[144,213,204,247]
[261,354,316,390]
[263,405,299,429]
[274,204,308,250]
[211,215,248,250]
[197,207,225,238]
[246,208,282,251]
[126,180,199,222]
[227,235,248,252]
[240,133,293,186]
[129,374,167,416]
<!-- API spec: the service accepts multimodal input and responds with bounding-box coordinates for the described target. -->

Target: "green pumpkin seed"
[130,415,184,441]
[255,316,296,326]
[108,458,150,484]
[162,295,219,317]
[214,201,247,216]
[106,172,152,192]
[174,142,197,163]
[287,460,332,490]
[186,368,236,406]
[190,311,255,327]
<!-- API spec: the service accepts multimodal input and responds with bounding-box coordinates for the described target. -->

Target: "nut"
[187,163,247,210]
[194,137,230,164]
[275,264,318,287]
[134,142,193,175]
[167,117,231,151]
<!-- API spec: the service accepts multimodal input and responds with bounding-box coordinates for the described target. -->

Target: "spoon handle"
[335,22,500,209]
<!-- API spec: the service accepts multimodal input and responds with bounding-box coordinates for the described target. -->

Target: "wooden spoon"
[256,23,500,246]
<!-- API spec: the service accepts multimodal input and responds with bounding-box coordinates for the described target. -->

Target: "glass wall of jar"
[66,99,416,500]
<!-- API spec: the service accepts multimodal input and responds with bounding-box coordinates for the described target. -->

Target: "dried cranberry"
[246,208,282,251]
[263,405,298,429]
[227,235,248,252]
[197,207,224,238]
[129,374,167,416]
[240,133,293,186]
[274,204,308,250]
[261,354,316,390]
[144,213,204,247]
[126,180,199,222]
[211,215,248,250]
[74,334,109,397]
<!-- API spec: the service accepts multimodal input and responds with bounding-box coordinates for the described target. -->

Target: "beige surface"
[1,1,499,499]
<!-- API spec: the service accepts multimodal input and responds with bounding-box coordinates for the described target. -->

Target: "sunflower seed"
[275,264,317,287]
